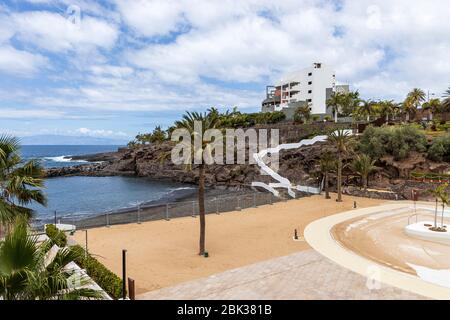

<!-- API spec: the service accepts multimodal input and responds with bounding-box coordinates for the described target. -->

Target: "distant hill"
[20,135,129,146]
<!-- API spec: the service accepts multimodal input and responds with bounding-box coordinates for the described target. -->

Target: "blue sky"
[0,0,449,142]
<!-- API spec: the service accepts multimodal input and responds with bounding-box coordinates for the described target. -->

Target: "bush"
[72,245,124,299]
[358,125,427,160]
[428,136,450,162]
[45,224,67,247]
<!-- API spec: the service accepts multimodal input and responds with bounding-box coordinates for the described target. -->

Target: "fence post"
[106,212,110,228]
[269,193,273,205]
[236,195,241,211]
[253,193,257,208]
[215,197,219,214]
[165,203,170,221]
[137,205,141,224]
[192,201,196,217]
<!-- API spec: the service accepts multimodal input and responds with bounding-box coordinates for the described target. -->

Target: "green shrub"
[72,245,123,299]
[411,172,450,180]
[358,125,427,160]
[428,136,450,162]
[45,224,67,247]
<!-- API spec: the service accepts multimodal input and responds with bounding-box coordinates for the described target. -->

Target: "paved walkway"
[137,250,425,300]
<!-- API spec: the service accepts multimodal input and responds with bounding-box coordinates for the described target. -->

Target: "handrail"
[251,129,353,198]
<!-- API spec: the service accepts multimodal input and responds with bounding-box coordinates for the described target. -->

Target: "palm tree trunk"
[337,155,343,202]
[198,164,206,255]
[406,113,410,122]
[334,109,338,123]
[325,172,330,199]
[363,175,368,191]
[434,198,438,228]
[442,203,445,228]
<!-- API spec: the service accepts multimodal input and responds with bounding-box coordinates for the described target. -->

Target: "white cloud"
[0,46,47,75]
[0,108,66,119]
[115,0,185,37]
[74,127,128,138]
[11,10,119,53]
[2,0,450,120]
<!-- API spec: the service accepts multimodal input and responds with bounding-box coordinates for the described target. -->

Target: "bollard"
[253,193,257,208]
[192,201,196,217]
[165,203,170,221]
[269,193,273,205]
[236,196,241,211]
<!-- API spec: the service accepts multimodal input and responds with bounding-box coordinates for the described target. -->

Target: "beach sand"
[73,193,386,294]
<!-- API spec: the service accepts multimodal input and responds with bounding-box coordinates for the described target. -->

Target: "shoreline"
[33,182,266,230]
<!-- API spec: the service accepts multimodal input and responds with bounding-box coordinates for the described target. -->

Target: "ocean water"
[20,145,195,221]
[20,145,123,168]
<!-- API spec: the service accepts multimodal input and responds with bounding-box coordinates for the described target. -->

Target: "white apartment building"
[262,63,348,116]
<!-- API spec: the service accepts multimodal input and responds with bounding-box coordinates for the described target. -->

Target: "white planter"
[404,221,450,245]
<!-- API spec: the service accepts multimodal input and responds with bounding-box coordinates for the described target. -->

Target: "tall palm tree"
[422,98,442,121]
[404,88,426,121]
[175,112,219,255]
[320,151,336,199]
[0,219,102,300]
[328,129,352,202]
[0,135,47,235]
[351,154,376,191]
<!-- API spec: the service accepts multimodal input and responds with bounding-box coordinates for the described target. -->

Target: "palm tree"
[357,99,377,122]
[351,154,376,191]
[328,129,352,202]
[378,100,396,124]
[0,135,47,235]
[404,88,426,121]
[175,111,219,255]
[427,183,448,231]
[320,151,336,199]
[422,98,442,121]
[294,104,311,124]
[442,87,450,111]
[326,92,343,123]
[0,219,102,300]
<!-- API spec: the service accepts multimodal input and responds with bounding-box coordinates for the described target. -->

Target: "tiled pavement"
[137,249,426,300]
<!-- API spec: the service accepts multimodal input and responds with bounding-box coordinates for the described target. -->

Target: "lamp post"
[83,230,88,259]
[122,249,127,300]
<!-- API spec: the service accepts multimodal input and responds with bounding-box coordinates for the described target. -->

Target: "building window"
[308,81,312,85]
[308,90,312,94]
[308,72,312,76]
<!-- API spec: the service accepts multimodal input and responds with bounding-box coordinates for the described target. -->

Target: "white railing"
[251,130,352,198]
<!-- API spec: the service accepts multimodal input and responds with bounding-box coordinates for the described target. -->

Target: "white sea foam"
[43,156,88,163]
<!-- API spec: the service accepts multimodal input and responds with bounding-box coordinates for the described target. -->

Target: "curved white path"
[304,202,450,300]
[251,130,352,198]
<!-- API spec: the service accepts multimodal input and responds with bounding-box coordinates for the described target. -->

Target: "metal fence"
[32,191,290,232]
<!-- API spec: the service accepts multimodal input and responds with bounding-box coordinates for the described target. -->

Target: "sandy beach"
[73,194,386,295]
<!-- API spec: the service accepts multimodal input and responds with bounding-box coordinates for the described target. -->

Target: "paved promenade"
[138,250,424,300]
